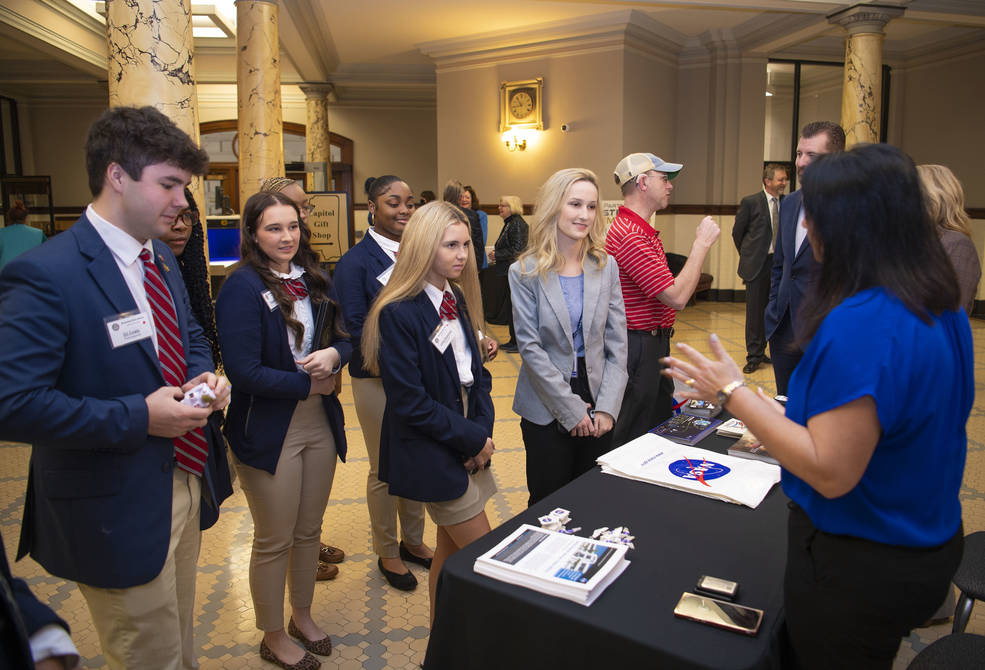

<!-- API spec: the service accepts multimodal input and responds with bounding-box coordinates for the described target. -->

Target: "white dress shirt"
[87,204,164,353]
[367,227,399,262]
[272,263,315,364]
[423,280,474,387]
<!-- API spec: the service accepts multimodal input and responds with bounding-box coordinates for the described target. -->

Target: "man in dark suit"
[733,163,788,373]
[0,106,230,669]
[764,121,845,395]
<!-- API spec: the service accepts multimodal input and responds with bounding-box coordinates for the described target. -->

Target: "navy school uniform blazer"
[215,264,350,474]
[0,214,213,589]
[377,289,494,502]
[333,232,392,378]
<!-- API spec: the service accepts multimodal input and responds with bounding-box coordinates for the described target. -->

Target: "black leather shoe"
[762,355,772,364]
[378,557,418,591]
[399,541,433,569]
[742,361,760,374]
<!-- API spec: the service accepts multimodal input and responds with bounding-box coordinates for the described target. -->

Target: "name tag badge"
[376,264,394,286]
[105,311,153,349]
[430,320,455,354]
[261,289,278,311]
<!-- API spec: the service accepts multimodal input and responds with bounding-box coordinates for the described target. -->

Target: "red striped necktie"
[439,291,458,320]
[139,249,207,476]
[282,277,309,300]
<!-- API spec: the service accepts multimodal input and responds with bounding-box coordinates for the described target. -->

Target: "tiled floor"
[2,302,983,669]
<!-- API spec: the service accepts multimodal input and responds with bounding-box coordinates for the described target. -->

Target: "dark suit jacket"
[1,530,69,670]
[377,290,494,502]
[0,214,213,589]
[215,264,351,474]
[732,190,777,282]
[334,233,392,378]
[765,190,820,340]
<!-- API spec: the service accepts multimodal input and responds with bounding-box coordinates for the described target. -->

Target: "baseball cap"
[613,153,683,187]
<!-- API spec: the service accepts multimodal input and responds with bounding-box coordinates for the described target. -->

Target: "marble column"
[105,0,208,259]
[828,4,904,146]
[236,0,284,208]
[300,84,334,164]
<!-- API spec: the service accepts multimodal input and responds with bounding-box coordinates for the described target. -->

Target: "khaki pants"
[235,396,338,631]
[79,469,201,670]
[351,376,425,558]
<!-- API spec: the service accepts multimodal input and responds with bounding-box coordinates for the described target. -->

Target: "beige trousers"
[235,396,338,631]
[351,376,426,558]
[79,470,201,670]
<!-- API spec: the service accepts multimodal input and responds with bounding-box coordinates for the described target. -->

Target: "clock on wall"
[500,78,544,132]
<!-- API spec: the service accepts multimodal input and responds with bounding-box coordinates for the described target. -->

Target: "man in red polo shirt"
[606,153,720,447]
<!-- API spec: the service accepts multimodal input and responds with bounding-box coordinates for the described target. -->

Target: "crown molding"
[0,4,107,76]
[417,9,688,71]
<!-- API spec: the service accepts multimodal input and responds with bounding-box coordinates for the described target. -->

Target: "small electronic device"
[673,592,763,636]
[696,575,739,600]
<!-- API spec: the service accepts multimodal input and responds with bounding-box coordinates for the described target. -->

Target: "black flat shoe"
[378,557,417,591]
[399,541,433,569]
[501,341,519,353]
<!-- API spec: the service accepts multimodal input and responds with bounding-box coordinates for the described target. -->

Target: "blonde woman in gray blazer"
[509,168,629,506]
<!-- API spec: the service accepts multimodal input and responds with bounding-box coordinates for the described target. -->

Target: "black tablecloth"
[424,432,789,670]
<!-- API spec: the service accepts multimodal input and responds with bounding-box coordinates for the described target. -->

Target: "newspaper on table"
[597,433,781,509]
[473,524,630,606]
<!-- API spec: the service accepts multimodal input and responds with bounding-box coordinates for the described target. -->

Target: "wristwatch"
[717,380,747,407]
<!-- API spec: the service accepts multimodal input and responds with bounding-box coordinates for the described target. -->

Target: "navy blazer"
[377,290,494,502]
[334,233,393,378]
[215,265,351,474]
[0,214,213,589]
[764,190,820,340]
[732,191,777,282]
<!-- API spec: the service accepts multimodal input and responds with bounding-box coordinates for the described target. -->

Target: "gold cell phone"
[673,592,763,636]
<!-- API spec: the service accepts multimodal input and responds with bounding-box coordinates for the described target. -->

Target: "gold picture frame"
[500,78,544,132]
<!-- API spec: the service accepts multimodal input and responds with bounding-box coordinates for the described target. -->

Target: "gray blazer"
[509,254,629,430]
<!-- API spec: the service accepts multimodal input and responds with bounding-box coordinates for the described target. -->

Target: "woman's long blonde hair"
[362,201,486,375]
[917,164,972,238]
[519,168,607,276]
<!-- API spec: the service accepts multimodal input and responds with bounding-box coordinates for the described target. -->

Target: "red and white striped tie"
[439,291,458,321]
[282,277,308,300]
[140,249,208,476]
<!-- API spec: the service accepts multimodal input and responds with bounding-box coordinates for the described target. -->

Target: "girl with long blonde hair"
[510,168,628,505]
[363,201,495,628]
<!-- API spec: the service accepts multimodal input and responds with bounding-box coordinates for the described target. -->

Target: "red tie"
[140,249,207,476]
[439,291,458,321]
[282,277,308,301]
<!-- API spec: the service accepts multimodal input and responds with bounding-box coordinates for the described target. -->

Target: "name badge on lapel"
[430,320,455,354]
[105,310,153,349]
[376,264,394,286]
[261,289,278,311]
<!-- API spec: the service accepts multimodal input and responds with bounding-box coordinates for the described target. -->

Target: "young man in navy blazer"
[764,121,845,395]
[0,106,229,669]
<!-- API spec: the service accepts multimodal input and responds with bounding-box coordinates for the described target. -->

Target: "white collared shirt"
[87,204,163,353]
[272,263,314,363]
[764,188,779,254]
[423,280,474,387]
[367,227,400,262]
[794,200,807,253]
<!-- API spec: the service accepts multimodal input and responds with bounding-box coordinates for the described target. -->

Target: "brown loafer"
[288,618,333,656]
[315,561,338,581]
[259,639,321,669]
[318,543,344,564]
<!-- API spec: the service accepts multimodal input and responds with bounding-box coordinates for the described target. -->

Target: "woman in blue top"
[216,191,350,670]
[509,168,628,506]
[663,144,970,669]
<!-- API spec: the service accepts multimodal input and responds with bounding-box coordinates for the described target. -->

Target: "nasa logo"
[668,458,731,487]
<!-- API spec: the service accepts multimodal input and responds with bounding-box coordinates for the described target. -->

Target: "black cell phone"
[673,592,763,636]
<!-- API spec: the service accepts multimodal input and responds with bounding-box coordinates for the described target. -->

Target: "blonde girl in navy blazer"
[362,201,495,627]
[216,190,350,669]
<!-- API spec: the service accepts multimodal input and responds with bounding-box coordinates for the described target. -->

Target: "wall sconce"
[503,131,527,152]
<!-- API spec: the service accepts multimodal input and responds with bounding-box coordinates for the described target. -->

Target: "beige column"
[236,0,284,208]
[828,4,904,147]
[105,0,208,259]
[300,84,334,164]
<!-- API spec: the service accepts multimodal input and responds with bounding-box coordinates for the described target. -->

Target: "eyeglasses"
[173,211,194,226]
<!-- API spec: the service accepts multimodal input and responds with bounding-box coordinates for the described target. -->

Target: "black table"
[424,432,789,670]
